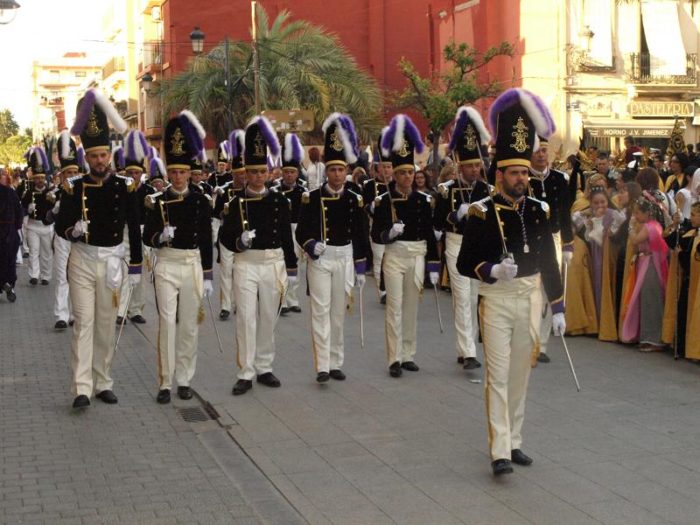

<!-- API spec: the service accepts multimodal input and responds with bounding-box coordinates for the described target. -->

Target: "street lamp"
[190,27,205,55]
[141,72,153,93]
[0,0,21,25]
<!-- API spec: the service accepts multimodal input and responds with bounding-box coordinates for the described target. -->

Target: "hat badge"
[510,117,528,154]
[170,127,185,155]
[464,124,477,151]
[86,109,101,137]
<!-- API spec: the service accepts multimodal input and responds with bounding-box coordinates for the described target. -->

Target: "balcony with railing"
[102,56,126,80]
[141,41,163,73]
[628,53,697,86]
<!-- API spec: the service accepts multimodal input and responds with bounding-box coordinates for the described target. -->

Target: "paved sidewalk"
[4,267,700,524]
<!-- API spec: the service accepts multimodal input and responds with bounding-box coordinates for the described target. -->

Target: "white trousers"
[284,223,302,308]
[219,244,236,312]
[445,233,479,359]
[212,217,221,246]
[21,215,28,252]
[307,245,352,372]
[370,240,385,291]
[383,242,425,365]
[68,246,119,396]
[234,249,286,380]
[26,219,53,281]
[479,278,542,461]
[539,231,562,354]
[153,248,203,390]
[118,226,148,318]
[53,235,72,322]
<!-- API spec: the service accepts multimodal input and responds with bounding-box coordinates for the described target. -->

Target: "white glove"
[490,257,518,281]
[433,229,443,241]
[28,203,36,214]
[388,222,405,240]
[456,203,470,221]
[287,274,298,285]
[71,219,88,238]
[240,229,256,248]
[159,225,176,244]
[369,201,375,214]
[52,201,60,214]
[356,273,366,288]
[128,274,141,287]
[313,242,326,257]
[563,250,573,266]
[203,279,214,298]
[429,272,439,285]
[552,312,566,336]
[215,186,226,195]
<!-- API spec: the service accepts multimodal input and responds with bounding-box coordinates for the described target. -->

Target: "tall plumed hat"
[448,106,491,165]
[28,146,50,175]
[216,141,230,164]
[111,145,125,172]
[70,88,127,153]
[381,114,425,171]
[228,129,245,173]
[243,116,280,170]
[488,88,555,169]
[76,145,88,173]
[373,127,391,165]
[124,129,149,172]
[190,148,207,173]
[163,110,206,170]
[57,130,79,172]
[322,112,358,168]
[282,133,304,172]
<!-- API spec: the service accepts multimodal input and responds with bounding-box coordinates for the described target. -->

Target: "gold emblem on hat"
[465,124,477,151]
[170,127,185,156]
[510,117,528,154]
[330,129,343,152]
[398,139,410,157]
[86,109,101,137]
[253,134,266,156]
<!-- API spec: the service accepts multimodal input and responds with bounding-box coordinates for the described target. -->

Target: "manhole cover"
[176,407,211,422]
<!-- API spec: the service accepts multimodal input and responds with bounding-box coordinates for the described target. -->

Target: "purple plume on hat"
[150,157,165,179]
[339,115,359,156]
[35,147,50,172]
[70,88,127,136]
[177,111,205,160]
[283,133,304,164]
[321,112,358,165]
[77,146,86,171]
[382,114,425,157]
[147,145,159,160]
[70,89,97,136]
[249,116,280,157]
[58,130,73,159]
[229,130,244,158]
[125,130,149,162]
[111,146,125,170]
[488,88,555,139]
[447,106,491,153]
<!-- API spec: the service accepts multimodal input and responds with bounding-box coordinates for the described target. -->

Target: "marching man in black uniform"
[117,130,151,326]
[436,106,492,370]
[278,133,307,314]
[363,128,392,304]
[457,88,565,476]
[208,141,232,250]
[215,130,245,321]
[372,114,440,377]
[22,147,54,286]
[143,111,213,404]
[47,131,83,329]
[296,114,368,382]
[220,116,297,396]
[58,88,142,409]
[529,135,573,363]
[0,169,22,303]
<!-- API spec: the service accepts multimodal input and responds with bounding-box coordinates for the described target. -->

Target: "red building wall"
[160,0,521,130]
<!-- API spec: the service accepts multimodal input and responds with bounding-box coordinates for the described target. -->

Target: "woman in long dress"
[620,197,669,350]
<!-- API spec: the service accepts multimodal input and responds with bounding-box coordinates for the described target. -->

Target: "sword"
[114,284,133,354]
[359,281,365,348]
[433,283,444,333]
[206,295,225,354]
[559,262,580,391]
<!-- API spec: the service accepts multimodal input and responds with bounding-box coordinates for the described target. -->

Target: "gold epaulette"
[302,192,310,204]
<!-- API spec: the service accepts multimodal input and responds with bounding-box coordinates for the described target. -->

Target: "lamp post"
[190,27,205,55]
[0,0,21,25]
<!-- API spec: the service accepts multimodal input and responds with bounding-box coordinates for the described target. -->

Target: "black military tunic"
[212,181,243,221]
[135,182,158,226]
[371,187,439,266]
[295,184,368,266]
[57,173,143,268]
[21,185,54,223]
[142,183,213,276]
[529,168,574,250]
[362,178,390,214]
[456,194,564,313]
[208,171,233,189]
[434,179,491,234]
[276,182,305,224]
[219,187,297,271]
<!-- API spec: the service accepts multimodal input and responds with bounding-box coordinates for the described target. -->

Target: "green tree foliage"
[394,41,513,171]
[161,4,383,144]
[0,109,20,143]
[0,133,32,166]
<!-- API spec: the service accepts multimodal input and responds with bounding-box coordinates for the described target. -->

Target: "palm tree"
[161,4,383,144]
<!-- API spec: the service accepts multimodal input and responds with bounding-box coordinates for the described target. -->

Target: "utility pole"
[251,0,261,114]
[225,37,232,131]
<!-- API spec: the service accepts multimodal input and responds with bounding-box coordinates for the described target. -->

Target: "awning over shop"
[641,1,687,76]
[583,119,677,138]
